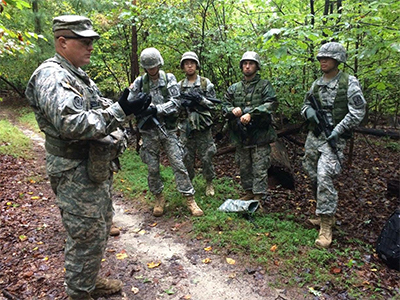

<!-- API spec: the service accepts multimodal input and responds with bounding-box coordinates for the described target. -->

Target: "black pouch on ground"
[375,208,400,271]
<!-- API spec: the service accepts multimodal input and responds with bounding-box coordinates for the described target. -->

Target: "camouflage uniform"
[224,53,278,199]
[178,75,217,183]
[25,51,128,297]
[301,70,366,216]
[129,71,195,196]
[24,15,144,299]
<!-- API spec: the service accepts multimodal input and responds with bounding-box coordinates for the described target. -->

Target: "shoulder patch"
[352,95,364,107]
[168,85,180,97]
[73,96,84,110]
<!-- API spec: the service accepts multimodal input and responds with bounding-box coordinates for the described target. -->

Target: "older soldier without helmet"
[301,42,366,248]
[25,15,150,299]
[129,48,204,217]
[178,51,217,197]
[223,51,278,204]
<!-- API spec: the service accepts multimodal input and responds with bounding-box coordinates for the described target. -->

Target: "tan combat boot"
[240,190,255,200]
[315,215,334,248]
[206,181,215,196]
[307,217,321,227]
[153,193,166,217]
[307,216,336,228]
[91,277,123,297]
[109,223,120,236]
[186,196,204,216]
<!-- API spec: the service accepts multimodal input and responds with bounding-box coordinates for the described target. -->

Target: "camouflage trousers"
[302,131,345,216]
[180,127,216,182]
[139,128,195,196]
[49,161,113,298]
[235,143,271,195]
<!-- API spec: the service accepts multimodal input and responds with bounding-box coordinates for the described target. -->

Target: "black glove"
[118,90,151,116]
[188,90,202,103]
[135,106,157,118]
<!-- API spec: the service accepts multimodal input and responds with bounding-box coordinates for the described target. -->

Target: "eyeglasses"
[57,36,95,47]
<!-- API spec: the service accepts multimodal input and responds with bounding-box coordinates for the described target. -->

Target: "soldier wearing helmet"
[301,42,366,249]
[180,51,201,69]
[223,51,278,204]
[239,51,261,70]
[128,48,203,217]
[178,51,217,197]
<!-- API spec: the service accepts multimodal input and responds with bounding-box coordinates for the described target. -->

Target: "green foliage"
[0,119,32,158]
[17,109,41,133]
[1,0,400,119]
[0,0,45,58]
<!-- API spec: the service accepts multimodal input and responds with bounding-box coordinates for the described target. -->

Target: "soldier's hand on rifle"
[327,129,340,143]
[188,91,203,103]
[305,107,319,124]
[119,89,151,116]
[135,105,157,118]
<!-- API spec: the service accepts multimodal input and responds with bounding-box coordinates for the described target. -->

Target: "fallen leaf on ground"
[226,257,236,265]
[202,258,211,264]
[116,252,128,260]
[270,244,278,252]
[147,261,161,269]
[330,267,341,274]
[19,235,28,242]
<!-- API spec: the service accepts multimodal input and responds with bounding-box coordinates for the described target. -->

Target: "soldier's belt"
[45,134,89,159]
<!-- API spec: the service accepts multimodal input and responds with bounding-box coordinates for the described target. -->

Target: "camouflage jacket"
[129,70,181,131]
[223,74,278,146]
[178,75,216,135]
[25,53,127,175]
[301,70,366,136]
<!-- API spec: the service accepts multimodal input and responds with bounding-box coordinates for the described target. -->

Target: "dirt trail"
[109,202,284,300]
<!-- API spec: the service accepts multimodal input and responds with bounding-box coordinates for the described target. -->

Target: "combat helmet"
[180,51,200,69]
[316,42,346,63]
[240,51,261,70]
[140,47,164,69]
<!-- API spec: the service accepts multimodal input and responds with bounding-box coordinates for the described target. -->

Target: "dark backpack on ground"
[376,208,400,271]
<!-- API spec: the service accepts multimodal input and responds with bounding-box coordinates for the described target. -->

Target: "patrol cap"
[52,15,100,38]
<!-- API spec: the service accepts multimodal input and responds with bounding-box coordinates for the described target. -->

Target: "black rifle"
[307,93,340,157]
[151,116,168,138]
[137,114,168,138]
[180,91,221,108]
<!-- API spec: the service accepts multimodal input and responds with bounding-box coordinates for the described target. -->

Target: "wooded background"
[1,0,399,127]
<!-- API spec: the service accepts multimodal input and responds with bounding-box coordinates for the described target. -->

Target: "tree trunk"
[32,0,41,34]
[131,0,141,152]
[354,127,400,140]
